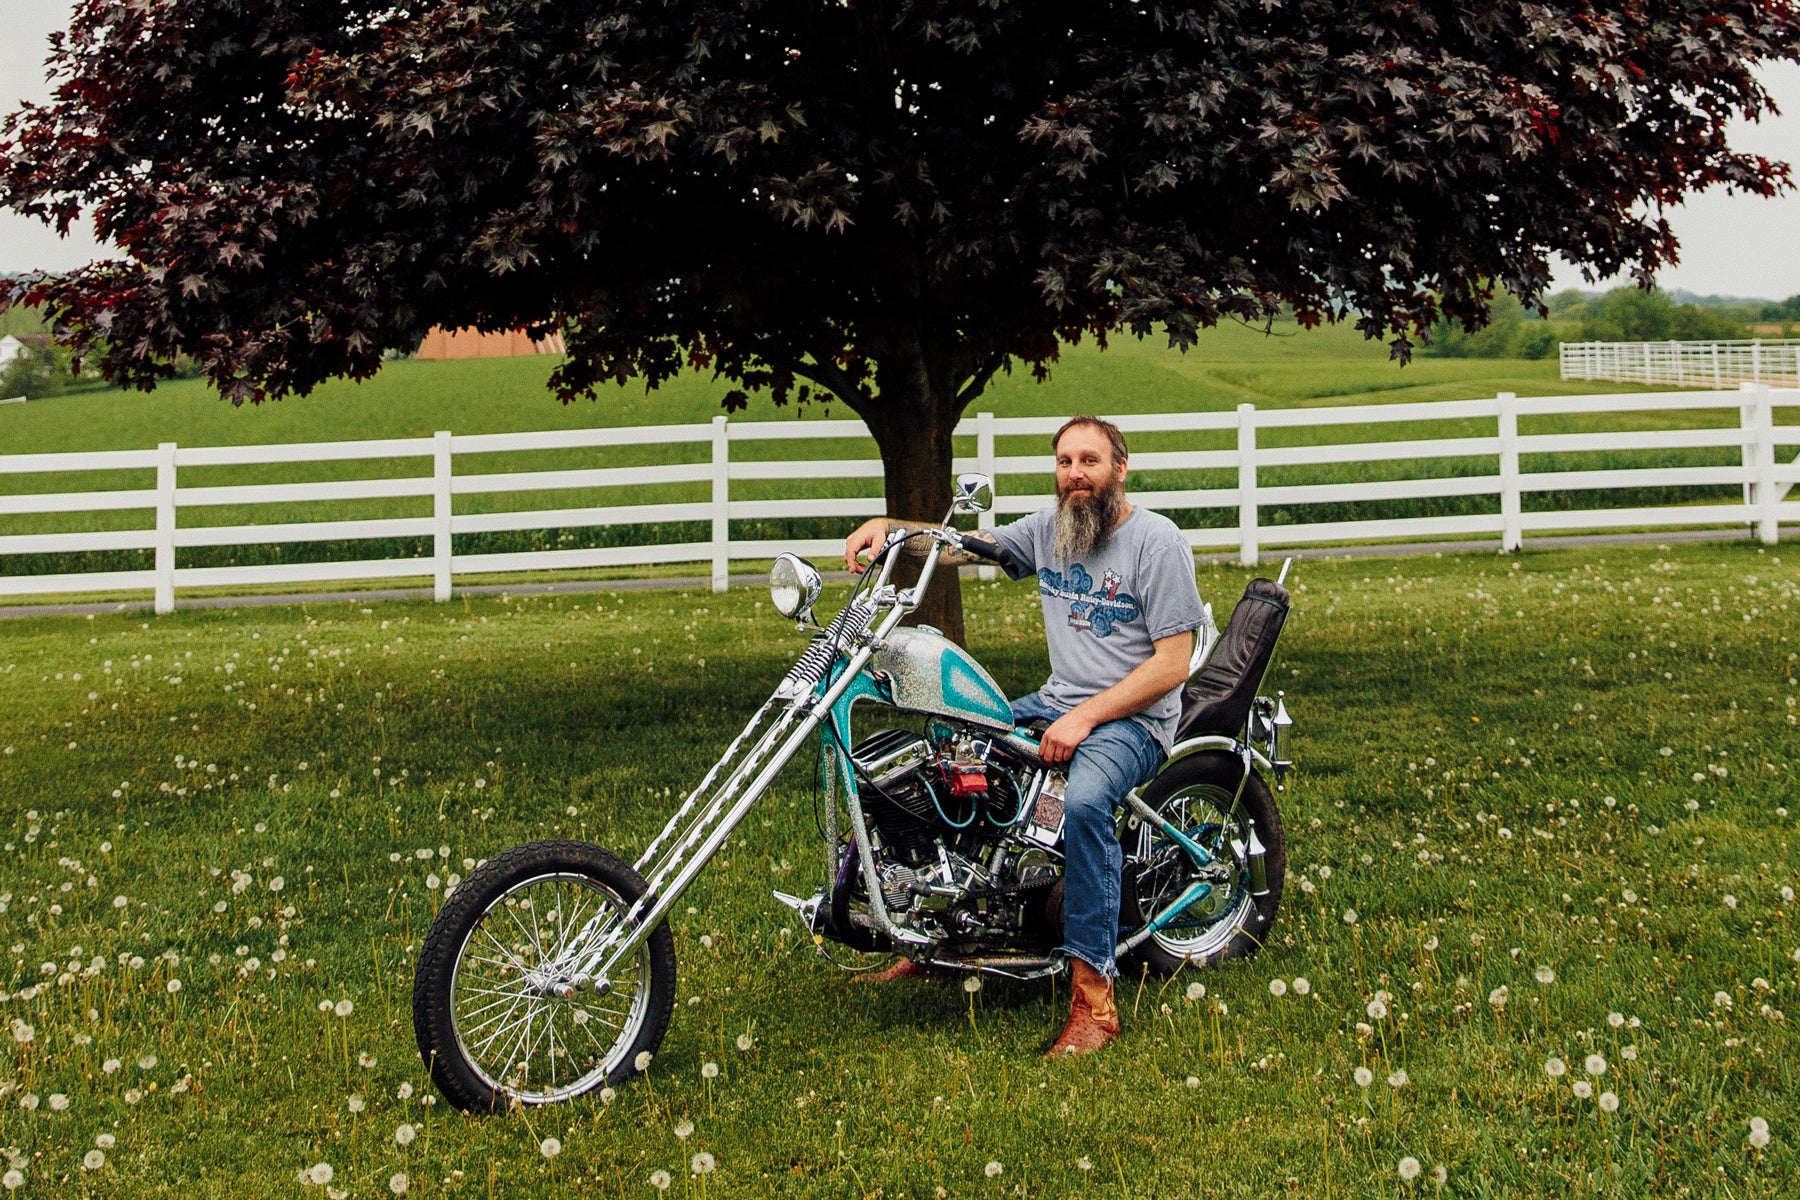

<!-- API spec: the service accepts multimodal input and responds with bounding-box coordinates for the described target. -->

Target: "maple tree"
[4,1,1797,639]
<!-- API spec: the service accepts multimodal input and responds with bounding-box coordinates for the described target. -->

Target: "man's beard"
[1054,472,1125,561]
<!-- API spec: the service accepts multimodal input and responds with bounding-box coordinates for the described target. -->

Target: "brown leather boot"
[851,957,939,984]
[1045,959,1120,1056]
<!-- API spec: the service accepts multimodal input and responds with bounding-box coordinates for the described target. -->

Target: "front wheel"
[1120,751,1285,977]
[412,840,677,1112]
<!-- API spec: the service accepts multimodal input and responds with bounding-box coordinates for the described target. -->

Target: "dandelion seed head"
[1608,1011,1625,1028]
[1269,979,1288,997]
[1431,1164,1448,1185]
[674,1119,694,1140]
[308,1163,334,1186]
[1584,1054,1607,1076]
[318,1000,333,1013]
[95,1135,114,1150]
[1545,1057,1567,1078]
[389,1172,409,1195]
[700,1062,719,1079]
[137,1054,157,1070]
[1535,965,1556,984]
[48,1093,69,1111]
[1366,999,1388,1020]
[396,1082,413,1100]
[1354,1067,1374,1088]
[736,1034,753,1052]
[1599,1091,1619,1112]
[1185,981,1205,1002]
[83,1150,104,1171]
[1077,1157,1093,1170]
[539,1137,561,1159]
[1185,1076,1201,1089]
[599,1087,616,1103]
[649,1169,672,1190]
[1342,908,1358,925]
[395,1124,415,1146]
[1714,991,1734,1009]
[1292,977,1311,996]
[984,1161,1003,1178]
[1388,1069,1408,1089]
[1398,1156,1421,1181]
[634,1051,653,1072]
[334,999,354,1018]
[1572,1081,1593,1100]
[963,975,982,994]
[166,978,182,994]
[1,1170,20,1191]
[691,1153,715,1176]
[1750,1128,1771,1149]
[1488,985,1509,1009]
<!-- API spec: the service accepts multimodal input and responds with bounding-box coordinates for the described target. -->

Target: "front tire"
[1120,751,1285,977]
[412,840,677,1112]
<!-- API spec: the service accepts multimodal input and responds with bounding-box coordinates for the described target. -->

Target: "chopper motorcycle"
[412,473,1295,1111]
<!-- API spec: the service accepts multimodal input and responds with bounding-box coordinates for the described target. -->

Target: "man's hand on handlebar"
[843,517,895,574]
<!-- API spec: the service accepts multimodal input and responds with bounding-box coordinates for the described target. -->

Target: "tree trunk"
[854,346,968,646]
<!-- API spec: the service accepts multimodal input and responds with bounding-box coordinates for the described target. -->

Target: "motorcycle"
[412,473,1296,1111]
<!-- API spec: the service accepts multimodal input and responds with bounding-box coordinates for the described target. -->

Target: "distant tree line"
[1424,287,1796,359]
[1,299,201,400]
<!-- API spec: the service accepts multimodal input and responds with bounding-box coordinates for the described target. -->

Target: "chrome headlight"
[769,553,823,621]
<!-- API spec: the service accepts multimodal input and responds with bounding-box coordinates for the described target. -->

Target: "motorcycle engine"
[849,726,1027,868]
[845,726,1061,952]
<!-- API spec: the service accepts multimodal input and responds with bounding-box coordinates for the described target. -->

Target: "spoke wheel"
[413,840,676,1112]
[1121,751,1285,976]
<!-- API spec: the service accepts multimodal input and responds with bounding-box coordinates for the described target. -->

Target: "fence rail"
[2,386,1797,612]
[1561,339,1800,389]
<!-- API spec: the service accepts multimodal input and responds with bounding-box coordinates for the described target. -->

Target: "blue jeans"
[1011,692,1164,979]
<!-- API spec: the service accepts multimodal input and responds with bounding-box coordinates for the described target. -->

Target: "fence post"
[154,441,177,614]
[1237,403,1258,567]
[1497,392,1522,553]
[1712,343,1721,389]
[711,415,730,593]
[1753,339,1762,384]
[1740,382,1758,517]
[433,431,453,602]
[1751,383,1779,545]
[975,410,997,582]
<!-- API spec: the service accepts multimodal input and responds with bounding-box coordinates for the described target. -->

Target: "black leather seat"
[1174,577,1290,742]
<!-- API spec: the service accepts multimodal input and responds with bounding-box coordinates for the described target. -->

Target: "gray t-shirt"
[989,505,1205,753]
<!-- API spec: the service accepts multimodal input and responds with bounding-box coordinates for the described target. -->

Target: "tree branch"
[954,349,1009,409]
[791,351,869,414]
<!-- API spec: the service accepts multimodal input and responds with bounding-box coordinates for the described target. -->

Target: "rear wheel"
[412,840,676,1112]
[1120,752,1285,977]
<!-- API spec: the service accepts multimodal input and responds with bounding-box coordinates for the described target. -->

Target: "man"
[843,415,1204,1055]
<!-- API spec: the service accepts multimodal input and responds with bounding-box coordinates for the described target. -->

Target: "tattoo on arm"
[884,520,996,566]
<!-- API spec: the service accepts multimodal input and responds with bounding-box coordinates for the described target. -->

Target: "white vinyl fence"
[1562,339,1800,389]
[2,386,1795,613]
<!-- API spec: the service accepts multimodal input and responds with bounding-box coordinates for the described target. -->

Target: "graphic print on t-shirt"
[1036,563,1140,638]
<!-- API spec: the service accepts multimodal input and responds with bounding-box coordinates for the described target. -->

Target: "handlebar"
[954,531,1005,565]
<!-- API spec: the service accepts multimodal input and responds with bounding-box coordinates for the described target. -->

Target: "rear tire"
[412,840,677,1112]
[1119,752,1285,977]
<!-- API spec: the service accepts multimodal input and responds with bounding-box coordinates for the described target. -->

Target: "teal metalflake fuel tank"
[868,626,1014,731]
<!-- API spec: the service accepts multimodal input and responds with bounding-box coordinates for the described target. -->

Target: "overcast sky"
[3,0,1798,299]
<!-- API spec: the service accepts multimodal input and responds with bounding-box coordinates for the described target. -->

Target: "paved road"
[0,525,1787,620]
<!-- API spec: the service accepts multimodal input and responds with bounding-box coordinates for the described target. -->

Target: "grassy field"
[5,321,1781,590]
[1,541,1795,1197]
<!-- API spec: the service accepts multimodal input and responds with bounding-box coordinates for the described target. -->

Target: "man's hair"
[1052,415,1129,465]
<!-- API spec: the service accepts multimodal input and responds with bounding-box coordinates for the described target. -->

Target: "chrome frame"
[546,520,962,992]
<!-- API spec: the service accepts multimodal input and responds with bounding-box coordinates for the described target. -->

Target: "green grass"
[7,322,1785,590]
[1,542,1795,1197]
